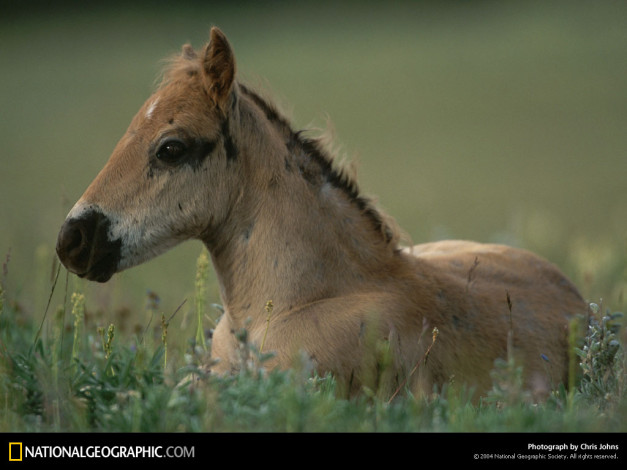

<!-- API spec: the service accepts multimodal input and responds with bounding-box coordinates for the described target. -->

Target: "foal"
[57,27,586,400]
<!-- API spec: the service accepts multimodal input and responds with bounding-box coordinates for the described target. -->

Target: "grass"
[0,248,625,433]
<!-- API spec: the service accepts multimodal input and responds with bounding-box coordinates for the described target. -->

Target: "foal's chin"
[76,262,117,283]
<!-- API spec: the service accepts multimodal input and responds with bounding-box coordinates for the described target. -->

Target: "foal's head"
[57,28,241,282]
[58,27,398,283]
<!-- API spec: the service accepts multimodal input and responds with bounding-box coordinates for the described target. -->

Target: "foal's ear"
[203,27,236,111]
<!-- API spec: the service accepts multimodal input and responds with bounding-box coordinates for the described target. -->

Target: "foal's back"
[397,240,585,399]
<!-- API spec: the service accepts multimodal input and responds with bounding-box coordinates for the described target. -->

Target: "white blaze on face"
[145,97,160,120]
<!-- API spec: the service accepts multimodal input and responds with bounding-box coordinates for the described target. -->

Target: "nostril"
[57,218,92,273]
[64,224,85,256]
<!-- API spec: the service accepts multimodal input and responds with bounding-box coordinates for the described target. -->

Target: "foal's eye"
[156,139,187,164]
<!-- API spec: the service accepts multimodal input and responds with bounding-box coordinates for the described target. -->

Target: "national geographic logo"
[7,441,194,461]
[9,442,22,461]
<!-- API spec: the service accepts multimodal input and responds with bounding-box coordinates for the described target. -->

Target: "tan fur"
[57,28,586,401]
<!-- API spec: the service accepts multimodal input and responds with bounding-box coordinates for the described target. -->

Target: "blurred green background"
[1,1,626,338]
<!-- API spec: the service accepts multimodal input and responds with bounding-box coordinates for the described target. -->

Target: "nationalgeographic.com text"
[22,445,194,459]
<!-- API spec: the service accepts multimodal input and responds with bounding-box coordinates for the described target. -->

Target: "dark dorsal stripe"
[237,83,393,244]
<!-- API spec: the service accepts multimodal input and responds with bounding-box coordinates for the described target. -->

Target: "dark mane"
[238,84,399,247]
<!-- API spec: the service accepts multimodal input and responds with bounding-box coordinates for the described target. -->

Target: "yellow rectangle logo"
[9,442,22,461]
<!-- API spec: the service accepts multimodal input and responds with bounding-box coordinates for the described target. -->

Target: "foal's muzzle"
[56,208,122,283]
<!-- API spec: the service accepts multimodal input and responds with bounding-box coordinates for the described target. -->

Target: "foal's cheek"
[162,176,209,236]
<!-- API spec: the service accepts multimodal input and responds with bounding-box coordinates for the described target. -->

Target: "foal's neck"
[204,89,399,326]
